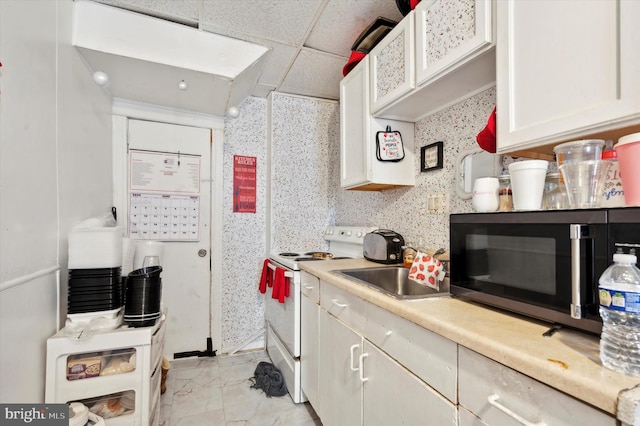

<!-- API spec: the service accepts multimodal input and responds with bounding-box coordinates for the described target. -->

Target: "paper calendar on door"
[128,150,201,241]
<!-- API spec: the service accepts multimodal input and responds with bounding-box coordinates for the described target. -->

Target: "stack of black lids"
[124,266,162,327]
[68,267,123,314]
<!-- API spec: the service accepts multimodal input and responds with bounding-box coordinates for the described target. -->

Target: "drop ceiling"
[88,0,406,102]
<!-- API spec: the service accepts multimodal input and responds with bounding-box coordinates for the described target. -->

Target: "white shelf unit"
[45,316,165,426]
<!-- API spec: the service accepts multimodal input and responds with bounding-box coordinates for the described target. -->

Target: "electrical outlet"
[427,192,449,214]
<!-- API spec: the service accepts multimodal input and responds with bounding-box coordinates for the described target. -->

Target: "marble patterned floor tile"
[169,409,226,425]
[160,350,319,425]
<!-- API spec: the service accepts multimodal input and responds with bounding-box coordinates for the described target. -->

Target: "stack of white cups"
[508,160,549,210]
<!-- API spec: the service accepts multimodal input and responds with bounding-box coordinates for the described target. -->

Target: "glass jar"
[497,175,513,211]
[542,173,569,209]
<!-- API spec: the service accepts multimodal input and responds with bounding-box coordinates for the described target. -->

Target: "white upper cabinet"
[373,0,496,121]
[370,12,416,114]
[415,0,493,85]
[496,0,640,153]
[340,58,415,191]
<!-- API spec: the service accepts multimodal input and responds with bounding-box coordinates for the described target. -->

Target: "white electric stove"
[265,225,377,403]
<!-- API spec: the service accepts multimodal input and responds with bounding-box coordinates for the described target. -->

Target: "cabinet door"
[459,347,616,426]
[318,309,363,426]
[415,0,493,85]
[300,293,319,409]
[496,0,640,152]
[370,13,415,114]
[340,59,370,188]
[362,341,457,426]
[458,406,489,426]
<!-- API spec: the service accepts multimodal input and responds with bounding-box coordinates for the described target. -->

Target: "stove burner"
[295,256,353,262]
[279,252,300,257]
[304,251,333,259]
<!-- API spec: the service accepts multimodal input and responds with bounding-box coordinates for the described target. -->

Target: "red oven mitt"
[272,268,290,303]
[259,259,272,294]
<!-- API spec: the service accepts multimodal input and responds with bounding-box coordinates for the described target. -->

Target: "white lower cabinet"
[300,271,320,409]
[458,346,616,426]
[318,308,363,426]
[317,280,456,426]
[309,275,620,425]
[458,406,489,426]
[362,340,457,426]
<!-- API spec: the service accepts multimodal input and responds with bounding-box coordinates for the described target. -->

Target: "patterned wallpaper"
[335,87,496,250]
[221,96,268,353]
[219,87,496,352]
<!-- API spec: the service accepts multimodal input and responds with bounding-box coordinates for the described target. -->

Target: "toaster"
[363,230,405,264]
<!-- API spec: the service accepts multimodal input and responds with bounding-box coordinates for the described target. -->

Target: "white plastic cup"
[508,160,549,210]
[133,241,164,270]
[472,177,500,212]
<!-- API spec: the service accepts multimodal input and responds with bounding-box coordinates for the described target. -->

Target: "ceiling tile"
[200,0,325,47]
[199,22,299,88]
[305,0,405,57]
[92,0,200,24]
[278,48,344,100]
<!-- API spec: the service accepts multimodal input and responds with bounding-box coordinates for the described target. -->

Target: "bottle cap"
[613,253,637,264]
[602,150,618,160]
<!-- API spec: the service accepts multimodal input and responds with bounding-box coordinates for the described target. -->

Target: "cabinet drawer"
[300,271,320,303]
[320,281,366,334]
[459,347,616,426]
[365,302,457,403]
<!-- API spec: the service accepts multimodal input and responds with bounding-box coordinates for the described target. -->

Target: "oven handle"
[569,224,591,320]
[268,262,294,278]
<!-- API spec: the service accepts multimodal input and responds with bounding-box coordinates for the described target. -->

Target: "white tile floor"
[159,350,321,425]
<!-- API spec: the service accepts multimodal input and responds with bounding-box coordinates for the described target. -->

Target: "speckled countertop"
[298,258,640,420]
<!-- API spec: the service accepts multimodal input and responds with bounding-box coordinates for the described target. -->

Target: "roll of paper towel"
[133,241,165,270]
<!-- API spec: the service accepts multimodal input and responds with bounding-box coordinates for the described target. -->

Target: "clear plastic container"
[542,173,569,209]
[553,139,605,164]
[497,175,513,211]
[598,253,640,376]
[600,150,625,207]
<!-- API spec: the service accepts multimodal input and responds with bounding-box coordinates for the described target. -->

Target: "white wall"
[0,0,112,402]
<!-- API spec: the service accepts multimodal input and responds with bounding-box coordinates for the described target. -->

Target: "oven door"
[450,210,608,333]
[264,260,301,358]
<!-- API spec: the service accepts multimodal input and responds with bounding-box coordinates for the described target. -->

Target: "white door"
[124,119,213,358]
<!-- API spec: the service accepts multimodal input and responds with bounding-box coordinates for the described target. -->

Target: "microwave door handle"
[570,224,590,319]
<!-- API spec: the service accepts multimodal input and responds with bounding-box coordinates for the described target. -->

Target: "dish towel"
[259,259,272,294]
[272,268,290,304]
[249,361,288,397]
[408,252,446,290]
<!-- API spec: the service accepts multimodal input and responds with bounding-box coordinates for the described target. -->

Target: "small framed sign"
[421,141,444,172]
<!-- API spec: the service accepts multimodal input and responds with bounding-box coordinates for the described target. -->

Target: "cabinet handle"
[359,353,369,382]
[487,394,547,426]
[302,284,314,290]
[332,299,348,308]
[349,344,360,372]
[569,224,591,319]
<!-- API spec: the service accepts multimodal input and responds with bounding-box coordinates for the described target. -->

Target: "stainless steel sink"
[332,266,450,300]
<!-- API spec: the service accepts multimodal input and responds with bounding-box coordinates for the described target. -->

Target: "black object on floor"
[249,361,288,397]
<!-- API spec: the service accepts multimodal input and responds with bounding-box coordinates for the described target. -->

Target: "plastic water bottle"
[598,253,640,376]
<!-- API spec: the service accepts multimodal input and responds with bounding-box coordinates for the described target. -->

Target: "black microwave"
[450,207,640,334]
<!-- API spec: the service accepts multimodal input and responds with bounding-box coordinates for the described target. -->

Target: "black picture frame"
[421,141,444,172]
